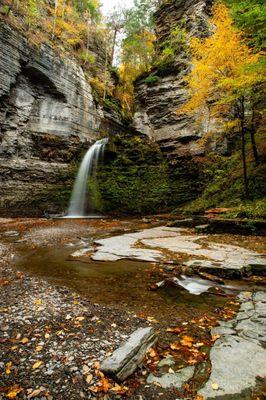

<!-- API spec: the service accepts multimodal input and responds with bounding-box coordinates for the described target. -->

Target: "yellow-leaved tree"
[180,2,264,197]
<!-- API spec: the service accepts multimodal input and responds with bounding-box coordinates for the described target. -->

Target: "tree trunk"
[241,126,249,198]
[110,27,118,67]
[103,37,109,101]
[250,110,259,163]
[239,98,249,198]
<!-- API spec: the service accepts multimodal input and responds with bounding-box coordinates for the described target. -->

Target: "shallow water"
[2,218,263,326]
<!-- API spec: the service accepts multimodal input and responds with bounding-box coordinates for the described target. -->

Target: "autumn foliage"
[180,2,264,197]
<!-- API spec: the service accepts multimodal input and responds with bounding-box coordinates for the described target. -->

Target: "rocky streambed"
[0,217,265,399]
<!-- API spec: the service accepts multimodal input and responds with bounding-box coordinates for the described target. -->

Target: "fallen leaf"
[34,299,42,306]
[32,361,43,370]
[170,342,181,351]
[6,385,22,399]
[93,362,100,370]
[211,382,219,390]
[147,348,157,358]
[6,362,12,375]
[167,327,182,334]
[28,388,43,399]
[21,338,29,344]
[180,335,194,348]
[35,346,43,352]
[82,365,90,375]
[85,373,93,384]
[75,316,85,322]
[99,377,110,393]
[147,316,159,323]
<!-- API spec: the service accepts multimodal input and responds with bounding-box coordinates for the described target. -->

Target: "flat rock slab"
[101,327,157,381]
[147,366,195,389]
[69,248,94,261]
[199,291,266,399]
[90,226,265,279]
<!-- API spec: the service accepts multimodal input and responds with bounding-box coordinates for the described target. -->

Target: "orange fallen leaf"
[147,348,157,358]
[99,377,111,393]
[180,335,194,348]
[6,385,22,399]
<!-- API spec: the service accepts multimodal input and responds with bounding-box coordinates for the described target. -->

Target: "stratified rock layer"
[0,23,103,216]
[133,0,213,158]
[101,327,157,381]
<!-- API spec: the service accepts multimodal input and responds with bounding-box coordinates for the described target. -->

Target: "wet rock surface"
[0,218,265,399]
[147,365,195,389]
[101,327,157,381]
[199,291,266,399]
[91,226,265,279]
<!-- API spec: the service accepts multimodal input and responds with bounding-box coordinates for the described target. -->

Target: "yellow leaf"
[35,345,43,352]
[75,316,85,322]
[86,373,93,384]
[170,342,181,351]
[34,299,42,306]
[6,361,12,374]
[32,360,43,370]
[21,337,29,344]
[211,382,219,390]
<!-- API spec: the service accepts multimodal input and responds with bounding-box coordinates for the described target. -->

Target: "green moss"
[153,24,187,73]
[96,133,170,214]
[183,144,266,218]
[144,75,160,85]
[98,164,169,214]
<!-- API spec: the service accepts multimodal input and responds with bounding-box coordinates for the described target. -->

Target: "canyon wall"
[133,0,213,158]
[0,22,120,216]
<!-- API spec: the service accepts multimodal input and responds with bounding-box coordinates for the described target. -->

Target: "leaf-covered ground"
[0,218,264,399]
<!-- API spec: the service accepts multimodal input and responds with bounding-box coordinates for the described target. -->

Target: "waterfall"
[67,138,108,217]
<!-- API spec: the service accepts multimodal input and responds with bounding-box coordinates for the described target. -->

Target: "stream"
[2,217,265,325]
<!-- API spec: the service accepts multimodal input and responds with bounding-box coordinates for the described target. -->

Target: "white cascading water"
[67,138,108,217]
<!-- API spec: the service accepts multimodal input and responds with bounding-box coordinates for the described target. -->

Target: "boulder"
[101,327,157,381]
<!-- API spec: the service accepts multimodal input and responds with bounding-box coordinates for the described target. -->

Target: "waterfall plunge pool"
[2,217,265,329]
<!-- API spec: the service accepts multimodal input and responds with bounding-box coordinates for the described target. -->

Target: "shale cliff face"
[0,23,107,216]
[133,0,213,158]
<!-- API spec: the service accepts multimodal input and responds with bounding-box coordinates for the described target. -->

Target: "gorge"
[0,0,265,399]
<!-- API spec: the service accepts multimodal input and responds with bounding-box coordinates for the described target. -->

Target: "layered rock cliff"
[0,22,121,216]
[133,0,213,158]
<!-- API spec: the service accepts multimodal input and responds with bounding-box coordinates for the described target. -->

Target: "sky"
[101,0,134,15]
